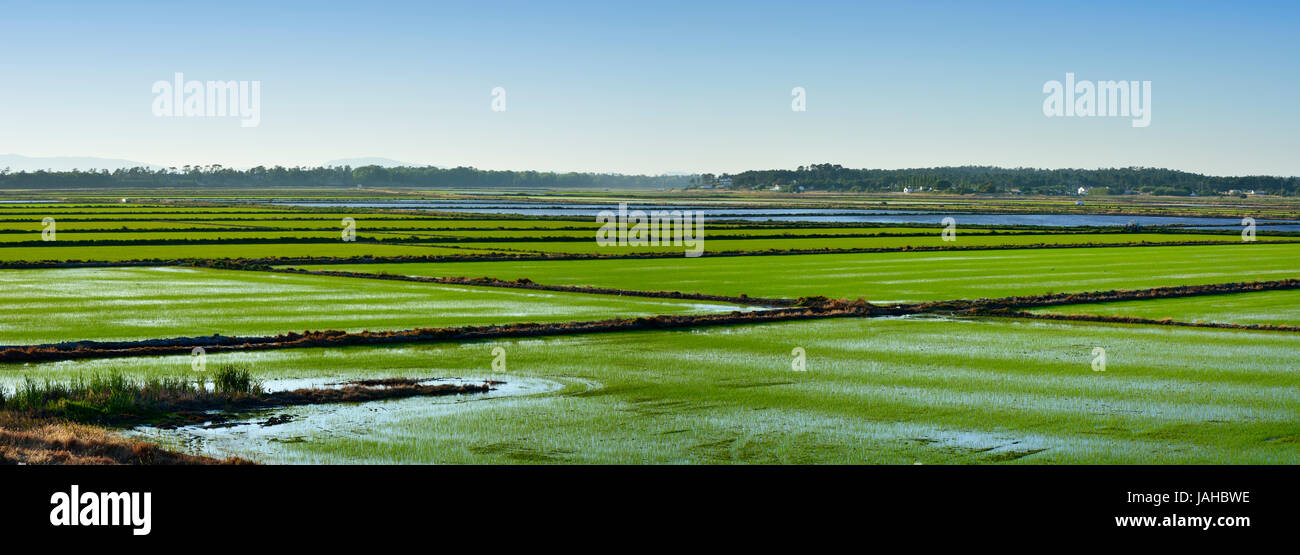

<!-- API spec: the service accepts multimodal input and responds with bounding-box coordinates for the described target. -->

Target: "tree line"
[1,163,1295,196]
[711,164,1298,196]
[0,165,694,190]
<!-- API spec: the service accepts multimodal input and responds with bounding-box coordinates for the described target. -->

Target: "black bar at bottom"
[1,465,1288,544]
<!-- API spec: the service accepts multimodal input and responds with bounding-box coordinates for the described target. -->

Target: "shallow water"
[121,375,565,464]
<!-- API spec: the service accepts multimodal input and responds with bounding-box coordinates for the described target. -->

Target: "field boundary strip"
[919,278,1300,312]
[0,238,1283,268]
[2,233,1283,245]
[3,226,1285,238]
[0,236,1284,249]
[980,310,1300,332]
[8,203,1298,221]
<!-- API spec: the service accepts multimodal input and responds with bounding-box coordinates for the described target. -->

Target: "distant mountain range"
[1,154,439,172]
[0,154,164,172]
[324,157,436,168]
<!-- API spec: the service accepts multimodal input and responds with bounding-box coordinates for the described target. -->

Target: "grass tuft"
[2,365,261,422]
[213,364,262,396]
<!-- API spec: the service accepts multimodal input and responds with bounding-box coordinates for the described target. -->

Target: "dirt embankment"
[982,311,1300,332]
[0,413,249,465]
[915,278,1300,313]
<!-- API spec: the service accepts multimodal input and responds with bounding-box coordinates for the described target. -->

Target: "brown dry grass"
[0,412,250,465]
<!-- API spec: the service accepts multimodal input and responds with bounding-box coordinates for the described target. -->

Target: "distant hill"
[0,154,163,172]
[324,157,435,168]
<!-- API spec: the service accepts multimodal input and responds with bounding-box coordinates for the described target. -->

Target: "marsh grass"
[3,365,261,422]
[212,365,262,396]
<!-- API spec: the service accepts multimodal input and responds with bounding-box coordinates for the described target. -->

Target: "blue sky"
[0,0,1296,175]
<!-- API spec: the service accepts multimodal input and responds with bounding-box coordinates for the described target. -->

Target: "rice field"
[12,317,1294,464]
[298,243,1300,302]
[0,242,497,261]
[0,266,747,345]
[1031,289,1300,326]
[1,194,1296,465]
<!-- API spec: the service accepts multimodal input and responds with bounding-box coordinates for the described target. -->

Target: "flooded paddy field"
[0,266,748,346]
[1031,289,1300,326]
[4,317,1295,464]
[0,193,1296,465]
[298,242,1300,303]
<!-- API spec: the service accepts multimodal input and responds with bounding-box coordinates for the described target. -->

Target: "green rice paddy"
[300,243,1300,302]
[10,317,1294,464]
[0,242,494,261]
[1,194,1296,465]
[421,233,1275,254]
[0,267,746,345]
[1032,289,1300,326]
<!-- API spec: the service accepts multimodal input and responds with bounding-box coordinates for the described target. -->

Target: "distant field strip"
[0,212,443,221]
[296,243,1300,302]
[1029,289,1300,326]
[0,218,603,229]
[11,317,1293,464]
[5,237,1281,264]
[6,232,1271,249]
[423,233,1281,254]
[0,267,747,345]
[0,242,510,262]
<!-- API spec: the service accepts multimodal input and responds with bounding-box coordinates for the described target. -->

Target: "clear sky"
[1,0,1296,176]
